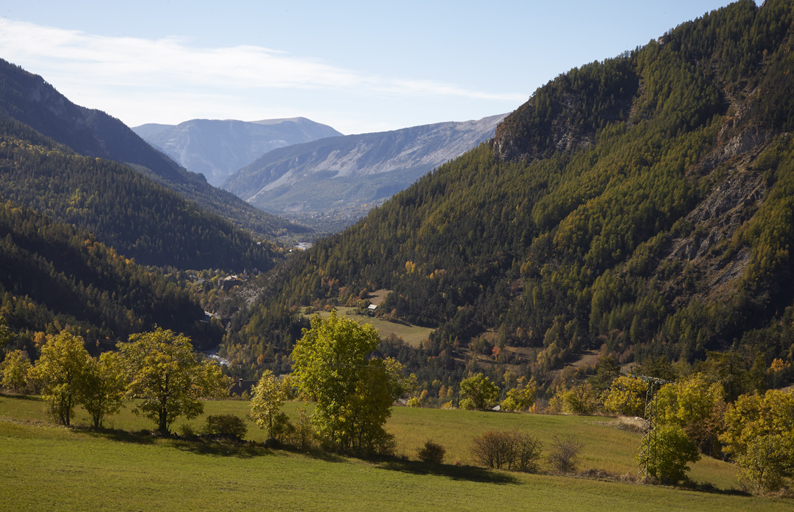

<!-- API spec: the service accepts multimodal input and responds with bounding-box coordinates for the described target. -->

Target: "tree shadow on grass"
[376,459,520,485]
[81,427,158,446]
[290,447,347,463]
[0,392,43,402]
[681,480,751,497]
[169,439,273,459]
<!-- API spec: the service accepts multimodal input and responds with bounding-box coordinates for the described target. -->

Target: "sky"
[0,1,750,135]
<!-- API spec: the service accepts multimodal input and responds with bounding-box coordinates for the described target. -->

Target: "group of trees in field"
[250,312,414,455]
[1,327,228,432]
[550,354,794,492]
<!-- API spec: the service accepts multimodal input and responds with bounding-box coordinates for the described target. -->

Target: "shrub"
[178,423,196,437]
[204,414,248,440]
[417,440,446,464]
[562,383,598,415]
[547,436,584,473]
[287,408,315,450]
[270,412,294,443]
[637,424,700,484]
[471,430,542,472]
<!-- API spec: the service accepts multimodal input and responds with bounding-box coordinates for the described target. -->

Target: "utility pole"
[633,374,671,479]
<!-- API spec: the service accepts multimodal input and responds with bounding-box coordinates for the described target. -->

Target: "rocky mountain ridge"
[133,117,342,187]
[223,114,506,226]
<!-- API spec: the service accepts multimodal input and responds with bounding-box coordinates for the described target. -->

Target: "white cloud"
[0,18,524,101]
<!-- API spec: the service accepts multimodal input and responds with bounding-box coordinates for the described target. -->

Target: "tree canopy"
[292,311,409,454]
[30,331,90,426]
[118,328,228,433]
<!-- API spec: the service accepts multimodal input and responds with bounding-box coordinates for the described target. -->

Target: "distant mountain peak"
[132,117,342,186]
[222,114,507,232]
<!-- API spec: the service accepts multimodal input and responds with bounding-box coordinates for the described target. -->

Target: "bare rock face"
[223,114,507,222]
[133,118,343,187]
[659,123,774,304]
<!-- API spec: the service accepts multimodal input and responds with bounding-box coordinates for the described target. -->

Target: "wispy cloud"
[0,19,523,101]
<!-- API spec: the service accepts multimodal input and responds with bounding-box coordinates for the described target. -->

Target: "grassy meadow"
[2,393,791,511]
[309,306,434,347]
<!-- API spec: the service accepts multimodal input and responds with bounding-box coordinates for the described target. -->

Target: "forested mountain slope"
[0,200,221,349]
[0,115,277,271]
[133,117,342,187]
[222,0,794,382]
[0,59,310,239]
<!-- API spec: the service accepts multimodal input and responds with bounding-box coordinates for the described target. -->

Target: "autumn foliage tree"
[500,376,536,412]
[118,328,229,434]
[720,389,794,493]
[291,311,410,455]
[638,424,700,484]
[79,351,127,429]
[1,349,31,392]
[459,373,500,410]
[655,373,726,454]
[603,375,648,417]
[30,332,90,426]
[250,369,286,441]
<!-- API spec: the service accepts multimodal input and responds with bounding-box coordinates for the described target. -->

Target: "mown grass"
[1,393,789,511]
[310,306,433,347]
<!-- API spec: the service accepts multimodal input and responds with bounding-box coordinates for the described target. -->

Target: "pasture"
[1,393,789,511]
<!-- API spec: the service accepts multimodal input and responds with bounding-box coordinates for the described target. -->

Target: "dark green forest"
[219,0,794,392]
[0,115,278,272]
[0,199,223,352]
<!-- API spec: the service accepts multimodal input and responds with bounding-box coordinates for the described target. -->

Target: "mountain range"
[222,114,506,229]
[220,0,794,387]
[1,0,793,392]
[132,118,342,187]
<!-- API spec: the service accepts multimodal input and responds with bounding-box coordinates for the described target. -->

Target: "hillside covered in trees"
[0,58,310,240]
[0,115,278,271]
[220,0,794,389]
[0,200,222,351]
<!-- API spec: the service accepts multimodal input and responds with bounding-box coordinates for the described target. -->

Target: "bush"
[286,408,315,450]
[178,423,196,437]
[204,414,248,440]
[547,436,584,473]
[417,440,446,464]
[270,412,294,443]
[637,424,700,484]
[471,430,543,472]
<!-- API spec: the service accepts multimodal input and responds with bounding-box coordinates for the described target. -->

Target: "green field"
[310,306,434,347]
[1,394,790,511]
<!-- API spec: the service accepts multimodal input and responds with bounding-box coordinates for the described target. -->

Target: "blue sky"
[0,1,747,134]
